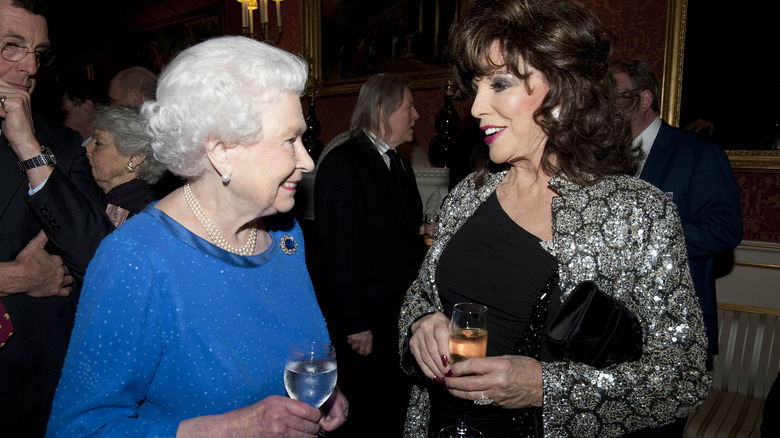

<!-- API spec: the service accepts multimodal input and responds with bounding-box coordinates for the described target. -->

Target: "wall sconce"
[237,0,283,44]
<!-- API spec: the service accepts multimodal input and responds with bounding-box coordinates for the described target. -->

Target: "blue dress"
[47,205,330,437]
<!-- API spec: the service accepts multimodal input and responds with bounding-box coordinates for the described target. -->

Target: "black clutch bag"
[546,281,643,368]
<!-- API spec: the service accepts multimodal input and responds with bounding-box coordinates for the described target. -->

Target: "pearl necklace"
[183,183,257,256]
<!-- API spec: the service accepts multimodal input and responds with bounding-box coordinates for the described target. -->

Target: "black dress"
[102,179,156,226]
[430,192,558,437]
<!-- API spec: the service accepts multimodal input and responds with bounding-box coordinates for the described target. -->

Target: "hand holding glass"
[284,342,337,409]
[439,303,488,438]
[449,304,488,364]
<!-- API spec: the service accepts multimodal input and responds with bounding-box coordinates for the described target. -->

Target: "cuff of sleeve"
[28,177,49,195]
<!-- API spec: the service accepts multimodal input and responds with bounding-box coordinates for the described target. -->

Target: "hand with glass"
[407,298,545,434]
[285,342,338,409]
[284,341,348,436]
[440,303,488,438]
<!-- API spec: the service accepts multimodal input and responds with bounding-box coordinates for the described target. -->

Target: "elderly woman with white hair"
[47,36,347,437]
[85,105,167,227]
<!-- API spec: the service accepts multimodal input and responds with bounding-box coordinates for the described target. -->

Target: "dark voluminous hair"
[449,0,639,186]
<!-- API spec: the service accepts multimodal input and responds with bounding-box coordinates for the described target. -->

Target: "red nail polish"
[446,369,453,377]
[441,354,449,367]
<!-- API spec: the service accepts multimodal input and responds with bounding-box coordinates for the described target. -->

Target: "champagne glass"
[439,303,488,438]
[284,341,338,409]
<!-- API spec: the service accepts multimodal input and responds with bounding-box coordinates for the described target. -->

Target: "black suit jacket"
[639,120,743,354]
[314,134,426,341]
[0,115,113,436]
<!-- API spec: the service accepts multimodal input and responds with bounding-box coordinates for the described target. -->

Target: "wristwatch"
[17,146,57,172]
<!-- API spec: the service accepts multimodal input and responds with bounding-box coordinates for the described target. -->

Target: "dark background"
[679,1,780,150]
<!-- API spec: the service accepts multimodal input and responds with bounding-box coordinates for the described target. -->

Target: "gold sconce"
[237,0,283,44]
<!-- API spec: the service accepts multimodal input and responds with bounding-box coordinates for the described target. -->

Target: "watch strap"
[17,146,55,172]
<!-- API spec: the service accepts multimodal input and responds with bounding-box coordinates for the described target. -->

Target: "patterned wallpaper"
[736,173,780,242]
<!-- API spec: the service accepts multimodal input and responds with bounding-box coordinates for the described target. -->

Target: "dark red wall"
[43,0,777,242]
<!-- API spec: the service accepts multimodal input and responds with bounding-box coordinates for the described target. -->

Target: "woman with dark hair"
[398,0,710,437]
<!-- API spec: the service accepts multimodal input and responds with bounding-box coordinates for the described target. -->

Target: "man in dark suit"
[612,58,743,435]
[314,73,428,436]
[0,0,113,435]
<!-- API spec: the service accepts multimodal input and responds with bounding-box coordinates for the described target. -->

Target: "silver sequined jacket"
[398,171,711,437]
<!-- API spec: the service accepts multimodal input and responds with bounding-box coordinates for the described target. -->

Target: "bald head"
[107,66,157,108]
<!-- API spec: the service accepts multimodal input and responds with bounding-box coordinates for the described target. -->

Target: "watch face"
[43,147,57,165]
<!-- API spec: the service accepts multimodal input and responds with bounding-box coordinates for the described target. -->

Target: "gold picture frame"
[662,0,779,171]
[301,0,455,96]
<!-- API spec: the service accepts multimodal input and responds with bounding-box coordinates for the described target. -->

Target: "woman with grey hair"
[85,104,166,226]
[48,36,347,437]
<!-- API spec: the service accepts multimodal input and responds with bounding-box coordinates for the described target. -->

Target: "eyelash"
[490,80,511,92]
[471,78,512,94]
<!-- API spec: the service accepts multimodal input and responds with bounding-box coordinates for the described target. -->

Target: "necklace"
[183,183,257,256]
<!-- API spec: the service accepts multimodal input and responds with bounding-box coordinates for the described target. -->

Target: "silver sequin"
[398,172,710,437]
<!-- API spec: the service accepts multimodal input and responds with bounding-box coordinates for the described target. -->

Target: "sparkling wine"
[449,328,488,364]
[284,360,337,408]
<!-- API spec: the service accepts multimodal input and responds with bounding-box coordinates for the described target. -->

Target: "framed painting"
[120,5,225,75]
[662,0,780,170]
[302,0,465,96]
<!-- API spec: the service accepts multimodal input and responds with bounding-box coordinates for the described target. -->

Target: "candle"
[263,0,268,23]
[275,0,282,27]
[241,1,247,30]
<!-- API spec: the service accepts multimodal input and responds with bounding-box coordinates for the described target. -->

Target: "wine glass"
[284,341,338,409]
[439,303,488,438]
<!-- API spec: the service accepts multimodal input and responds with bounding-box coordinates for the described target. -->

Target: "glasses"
[1,42,55,67]
[617,88,640,99]
[617,88,641,111]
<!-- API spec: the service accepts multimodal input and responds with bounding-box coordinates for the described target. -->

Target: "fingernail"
[441,354,448,367]
[446,369,452,377]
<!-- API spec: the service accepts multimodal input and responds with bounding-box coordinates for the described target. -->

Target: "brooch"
[280,234,298,255]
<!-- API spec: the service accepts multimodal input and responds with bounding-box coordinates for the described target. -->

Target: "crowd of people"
[0,0,754,437]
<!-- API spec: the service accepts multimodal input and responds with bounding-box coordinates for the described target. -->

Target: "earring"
[125,160,135,173]
[221,172,231,183]
[551,107,561,120]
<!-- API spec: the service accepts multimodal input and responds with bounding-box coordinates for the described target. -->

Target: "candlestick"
[275,0,282,27]
[263,0,269,23]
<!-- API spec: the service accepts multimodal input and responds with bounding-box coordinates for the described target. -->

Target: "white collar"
[364,130,392,155]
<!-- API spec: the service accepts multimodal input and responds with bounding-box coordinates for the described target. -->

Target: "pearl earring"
[552,107,561,120]
[221,172,231,183]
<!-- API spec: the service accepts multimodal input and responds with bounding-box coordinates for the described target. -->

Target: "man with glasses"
[0,0,112,435]
[611,58,743,437]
